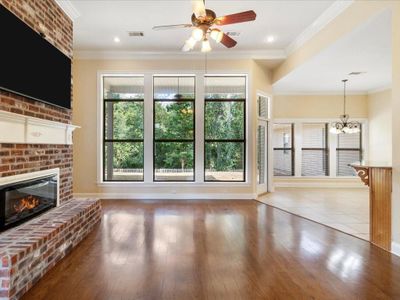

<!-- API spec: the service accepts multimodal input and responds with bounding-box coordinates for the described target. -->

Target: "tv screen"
[0,5,71,109]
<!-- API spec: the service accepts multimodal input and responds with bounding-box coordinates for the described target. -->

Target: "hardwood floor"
[22,200,400,300]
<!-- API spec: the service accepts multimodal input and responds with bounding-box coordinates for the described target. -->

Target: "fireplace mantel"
[0,110,79,145]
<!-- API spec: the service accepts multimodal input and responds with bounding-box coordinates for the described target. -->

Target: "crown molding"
[273,83,393,96]
[73,49,287,60]
[55,0,80,21]
[272,90,366,96]
[367,84,392,95]
[285,0,354,56]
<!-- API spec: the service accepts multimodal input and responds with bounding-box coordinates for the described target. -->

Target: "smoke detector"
[128,31,144,37]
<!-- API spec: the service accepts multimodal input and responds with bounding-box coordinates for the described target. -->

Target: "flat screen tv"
[0,5,71,109]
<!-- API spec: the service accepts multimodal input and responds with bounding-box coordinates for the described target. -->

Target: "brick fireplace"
[0,2,102,299]
[0,169,59,231]
[0,0,73,204]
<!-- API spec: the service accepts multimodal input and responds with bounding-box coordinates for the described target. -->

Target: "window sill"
[97,181,251,188]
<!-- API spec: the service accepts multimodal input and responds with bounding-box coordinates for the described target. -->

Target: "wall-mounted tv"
[0,4,71,109]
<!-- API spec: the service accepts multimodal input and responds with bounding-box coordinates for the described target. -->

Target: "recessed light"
[113,36,120,43]
[266,36,275,43]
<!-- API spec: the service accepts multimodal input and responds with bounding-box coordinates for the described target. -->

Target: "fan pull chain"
[204,52,208,74]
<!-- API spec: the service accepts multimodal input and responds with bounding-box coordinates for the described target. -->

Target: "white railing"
[112,168,243,173]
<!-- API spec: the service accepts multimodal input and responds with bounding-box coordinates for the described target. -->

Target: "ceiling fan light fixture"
[185,36,197,50]
[182,42,192,52]
[201,39,212,52]
[192,28,204,41]
[210,28,223,43]
[153,1,257,52]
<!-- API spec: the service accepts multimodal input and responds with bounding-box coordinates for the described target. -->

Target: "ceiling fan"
[152,0,256,52]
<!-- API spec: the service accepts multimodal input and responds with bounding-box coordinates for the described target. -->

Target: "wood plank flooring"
[22,200,400,300]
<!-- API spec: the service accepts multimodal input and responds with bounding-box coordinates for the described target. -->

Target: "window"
[204,76,246,181]
[337,128,362,176]
[301,123,329,176]
[101,73,249,184]
[257,95,270,187]
[257,125,266,184]
[153,76,195,181]
[103,76,144,181]
[273,124,294,176]
[257,94,270,119]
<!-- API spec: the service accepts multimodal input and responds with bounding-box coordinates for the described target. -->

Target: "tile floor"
[258,187,370,240]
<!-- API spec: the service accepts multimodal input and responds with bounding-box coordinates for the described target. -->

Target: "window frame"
[203,75,247,182]
[336,124,363,176]
[301,123,330,177]
[98,72,251,187]
[152,75,196,182]
[273,123,295,176]
[102,75,145,182]
[272,118,367,179]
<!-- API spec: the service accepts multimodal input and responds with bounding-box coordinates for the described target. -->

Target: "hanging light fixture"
[182,37,197,52]
[210,28,223,43]
[330,79,361,134]
[191,28,204,41]
[201,38,212,52]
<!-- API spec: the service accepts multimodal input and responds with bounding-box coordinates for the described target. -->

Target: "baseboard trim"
[73,192,257,200]
[392,241,400,257]
[274,183,367,188]
[274,178,367,189]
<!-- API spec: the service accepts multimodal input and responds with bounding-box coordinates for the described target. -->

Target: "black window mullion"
[336,125,362,176]
[153,76,196,182]
[104,99,144,102]
[204,76,246,182]
[301,123,328,176]
[102,76,144,182]
[154,98,195,102]
[205,98,246,102]
[273,123,294,177]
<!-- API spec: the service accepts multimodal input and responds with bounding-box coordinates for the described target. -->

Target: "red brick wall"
[0,0,73,202]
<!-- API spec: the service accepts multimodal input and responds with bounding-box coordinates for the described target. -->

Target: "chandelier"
[330,79,361,134]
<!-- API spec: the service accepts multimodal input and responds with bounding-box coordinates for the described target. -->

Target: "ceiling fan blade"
[220,33,237,48]
[215,10,256,26]
[192,0,206,18]
[152,24,193,31]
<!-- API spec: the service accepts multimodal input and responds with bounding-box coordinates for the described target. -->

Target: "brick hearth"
[0,199,101,300]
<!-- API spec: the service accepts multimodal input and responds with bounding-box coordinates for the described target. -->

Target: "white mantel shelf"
[0,110,79,145]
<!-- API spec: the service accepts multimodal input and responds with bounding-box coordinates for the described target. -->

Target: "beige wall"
[273,94,368,119]
[72,58,271,197]
[367,89,392,163]
[392,1,400,252]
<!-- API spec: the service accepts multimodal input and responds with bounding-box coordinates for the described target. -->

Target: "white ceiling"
[273,10,392,94]
[66,0,334,52]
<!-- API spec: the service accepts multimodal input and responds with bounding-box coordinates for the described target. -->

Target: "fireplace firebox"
[0,174,58,231]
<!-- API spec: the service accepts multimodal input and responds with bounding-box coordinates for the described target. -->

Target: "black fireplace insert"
[0,174,58,231]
